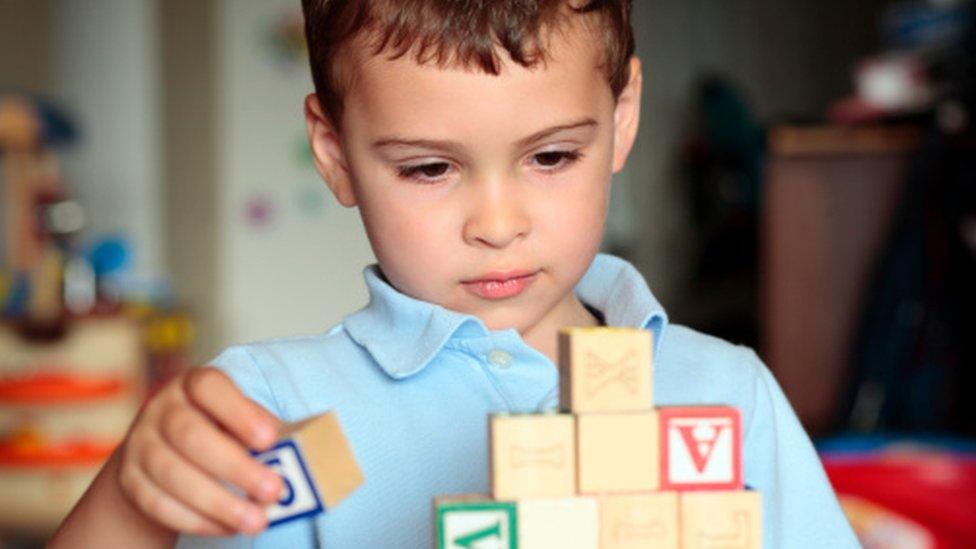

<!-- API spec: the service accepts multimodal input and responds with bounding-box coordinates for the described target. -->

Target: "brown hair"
[301,0,635,127]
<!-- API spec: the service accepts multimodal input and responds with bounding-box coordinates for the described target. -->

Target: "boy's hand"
[117,367,284,536]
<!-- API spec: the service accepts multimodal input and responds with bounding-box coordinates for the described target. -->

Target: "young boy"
[52,1,858,547]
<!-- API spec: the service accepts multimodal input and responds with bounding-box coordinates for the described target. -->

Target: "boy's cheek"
[542,178,609,230]
[369,211,455,265]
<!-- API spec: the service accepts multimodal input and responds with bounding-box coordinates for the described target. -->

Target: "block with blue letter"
[252,411,363,527]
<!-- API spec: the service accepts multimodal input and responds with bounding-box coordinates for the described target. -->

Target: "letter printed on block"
[659,406,742,491]
[253,440,325,527]
[251,411,364,526]
[435,496,518,549]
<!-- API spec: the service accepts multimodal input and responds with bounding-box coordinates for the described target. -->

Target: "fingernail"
[254,424,276,447]
[260,476,280,501]
[240,508,264,531]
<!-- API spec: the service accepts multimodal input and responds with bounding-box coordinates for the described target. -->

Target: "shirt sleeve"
[208,345,282,417]
[741,348,861,548]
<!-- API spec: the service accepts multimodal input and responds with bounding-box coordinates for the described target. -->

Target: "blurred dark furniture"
[761,125,920,436]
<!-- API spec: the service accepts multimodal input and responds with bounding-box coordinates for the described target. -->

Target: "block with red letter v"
[659,406,742,491]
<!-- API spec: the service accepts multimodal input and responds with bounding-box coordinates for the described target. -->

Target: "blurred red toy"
[821,439,976,549]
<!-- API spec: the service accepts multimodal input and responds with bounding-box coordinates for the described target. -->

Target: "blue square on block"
[252,439,325,527]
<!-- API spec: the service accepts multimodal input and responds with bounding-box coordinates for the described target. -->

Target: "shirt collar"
[342,253,669,380]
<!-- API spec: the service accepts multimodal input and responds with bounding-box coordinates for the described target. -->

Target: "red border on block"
[659,405,742,491]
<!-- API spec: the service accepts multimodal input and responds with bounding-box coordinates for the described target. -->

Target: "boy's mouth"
[461,270,539,300]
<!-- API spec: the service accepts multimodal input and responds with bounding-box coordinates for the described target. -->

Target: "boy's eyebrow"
[371,117,598,153]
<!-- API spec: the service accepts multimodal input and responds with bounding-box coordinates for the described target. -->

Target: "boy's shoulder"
[658,322,762,377]
[222,324,359,362]
[208,324,374,420]
[653,323,770,431]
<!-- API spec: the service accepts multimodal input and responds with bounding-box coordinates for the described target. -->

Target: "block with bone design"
[680,490,762,549]
[598,492,679,549]
[558,328,653,413]
[489,413,576,499]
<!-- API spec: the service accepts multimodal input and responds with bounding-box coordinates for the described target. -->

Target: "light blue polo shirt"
[177,254,858,548]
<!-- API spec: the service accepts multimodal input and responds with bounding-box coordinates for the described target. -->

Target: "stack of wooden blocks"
[434,327,762,548]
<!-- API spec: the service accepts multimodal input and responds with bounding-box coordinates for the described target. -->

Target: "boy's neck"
[521,295,601,365]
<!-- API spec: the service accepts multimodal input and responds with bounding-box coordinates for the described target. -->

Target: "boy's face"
[306,21,641,337]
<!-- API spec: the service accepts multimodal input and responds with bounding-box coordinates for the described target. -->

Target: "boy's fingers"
[182,367,280,450]
[161,405,283,503]
[141,441,269,534]
[120,462,235,537]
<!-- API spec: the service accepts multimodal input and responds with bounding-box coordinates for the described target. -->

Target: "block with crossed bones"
[584,349,640,396]
[559,328,653,413]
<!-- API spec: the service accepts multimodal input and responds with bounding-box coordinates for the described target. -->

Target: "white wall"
[215,0,375,347]
[51,0,165,281]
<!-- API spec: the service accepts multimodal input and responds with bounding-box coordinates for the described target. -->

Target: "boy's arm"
[741,349,860,548]
[49,364,284,547]
[49,447,176,548]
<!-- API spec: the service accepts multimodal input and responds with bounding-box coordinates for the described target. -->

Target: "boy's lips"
[461,270,539,300]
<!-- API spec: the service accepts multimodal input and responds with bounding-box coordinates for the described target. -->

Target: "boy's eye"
[532,151,582,170]
[395,151,582,183]
[397,162,452,182]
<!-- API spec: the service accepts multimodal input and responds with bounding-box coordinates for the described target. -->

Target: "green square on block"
[436,499,518,549]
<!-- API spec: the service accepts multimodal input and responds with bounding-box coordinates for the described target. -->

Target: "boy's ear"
[611,57,642,174]
[304,94,357,207]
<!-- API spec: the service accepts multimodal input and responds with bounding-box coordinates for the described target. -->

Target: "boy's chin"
[471,303,554,335]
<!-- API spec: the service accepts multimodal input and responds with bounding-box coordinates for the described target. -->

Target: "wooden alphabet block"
[680,491,762,549]
[490,413,575,499]
[518,497,598,549]
[659,406,742,491]
[576,411,659,493]
[599,492,679,549]
[252,411,363,527]
[558,328,653,413]
[434,495,517,549]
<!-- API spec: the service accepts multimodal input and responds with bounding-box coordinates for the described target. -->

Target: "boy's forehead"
[341,20,612,139]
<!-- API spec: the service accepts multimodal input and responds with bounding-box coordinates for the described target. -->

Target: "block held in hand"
[252,410,363,527]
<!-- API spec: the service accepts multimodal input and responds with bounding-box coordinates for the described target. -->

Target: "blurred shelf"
[0,315,145,378]
[0,313,144,539]
[769,125,922,157]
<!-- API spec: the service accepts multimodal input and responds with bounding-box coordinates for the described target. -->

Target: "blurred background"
[1,0,974,546]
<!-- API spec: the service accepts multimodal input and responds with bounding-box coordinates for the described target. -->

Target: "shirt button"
[487,349,513,369]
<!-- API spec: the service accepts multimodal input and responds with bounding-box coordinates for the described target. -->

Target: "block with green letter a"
[435,495,518,549]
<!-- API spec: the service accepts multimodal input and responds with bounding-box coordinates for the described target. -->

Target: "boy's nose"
[462,179,531,249]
